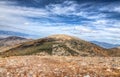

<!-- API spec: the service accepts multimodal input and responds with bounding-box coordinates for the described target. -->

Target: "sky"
[0,0,120,44]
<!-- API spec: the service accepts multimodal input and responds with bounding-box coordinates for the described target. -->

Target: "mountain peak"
[48,34,78,41]
[6,36,26,40]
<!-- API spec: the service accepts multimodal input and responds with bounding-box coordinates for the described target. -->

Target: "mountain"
[0,36,28,46]
[0,36,31,52]
[0,34,109,57]
[91,41,120,49]
[90,41,120,57]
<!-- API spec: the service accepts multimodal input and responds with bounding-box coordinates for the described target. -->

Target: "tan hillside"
[0,34,109,57]
[108,47,120,57]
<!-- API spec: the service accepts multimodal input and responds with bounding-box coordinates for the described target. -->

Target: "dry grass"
[0,56,120,77]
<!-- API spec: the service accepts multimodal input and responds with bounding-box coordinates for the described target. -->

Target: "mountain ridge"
[91,41,120,49]
[0,34,109,57]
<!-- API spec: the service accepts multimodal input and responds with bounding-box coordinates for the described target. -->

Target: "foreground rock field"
[0,56,120,77]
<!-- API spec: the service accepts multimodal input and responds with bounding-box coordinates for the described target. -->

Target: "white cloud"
[73,26,97,33]
[113,7,120,13]
[0,1,120,44]
[0,5,49,18]
[99,2,120,13]
[46,1,78,15]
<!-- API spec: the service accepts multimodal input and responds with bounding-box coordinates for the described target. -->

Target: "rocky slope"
[0,34,109,57]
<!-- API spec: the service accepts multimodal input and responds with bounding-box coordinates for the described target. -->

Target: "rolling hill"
[0,34,109,57]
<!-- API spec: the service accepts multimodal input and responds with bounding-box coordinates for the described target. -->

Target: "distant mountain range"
[0,36,31,52]
[91,41,120,49]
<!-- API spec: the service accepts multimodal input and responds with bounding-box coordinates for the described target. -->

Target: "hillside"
[108,47,120,57]
[0,34,109,57]
[0,36,30,52]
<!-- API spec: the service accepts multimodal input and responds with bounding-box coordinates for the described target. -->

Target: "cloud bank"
[0,0,120,44]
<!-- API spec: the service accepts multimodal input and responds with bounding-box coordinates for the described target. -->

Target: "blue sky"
[0,0,120,44]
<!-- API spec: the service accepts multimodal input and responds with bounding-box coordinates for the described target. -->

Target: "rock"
[84,74,90,77]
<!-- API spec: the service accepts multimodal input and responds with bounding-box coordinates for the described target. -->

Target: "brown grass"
[0,56,120,77]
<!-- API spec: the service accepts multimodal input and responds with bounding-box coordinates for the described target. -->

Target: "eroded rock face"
[0,56,120,77]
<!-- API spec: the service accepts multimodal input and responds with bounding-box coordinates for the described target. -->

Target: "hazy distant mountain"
[0,36,31,52]
[0,34,109,57]
[91,41,120,49]
[0,36,27,46]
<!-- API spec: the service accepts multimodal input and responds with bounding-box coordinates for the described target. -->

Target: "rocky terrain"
[0,56,120,77]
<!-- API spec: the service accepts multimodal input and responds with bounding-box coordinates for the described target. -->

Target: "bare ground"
[0,56,120,77]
